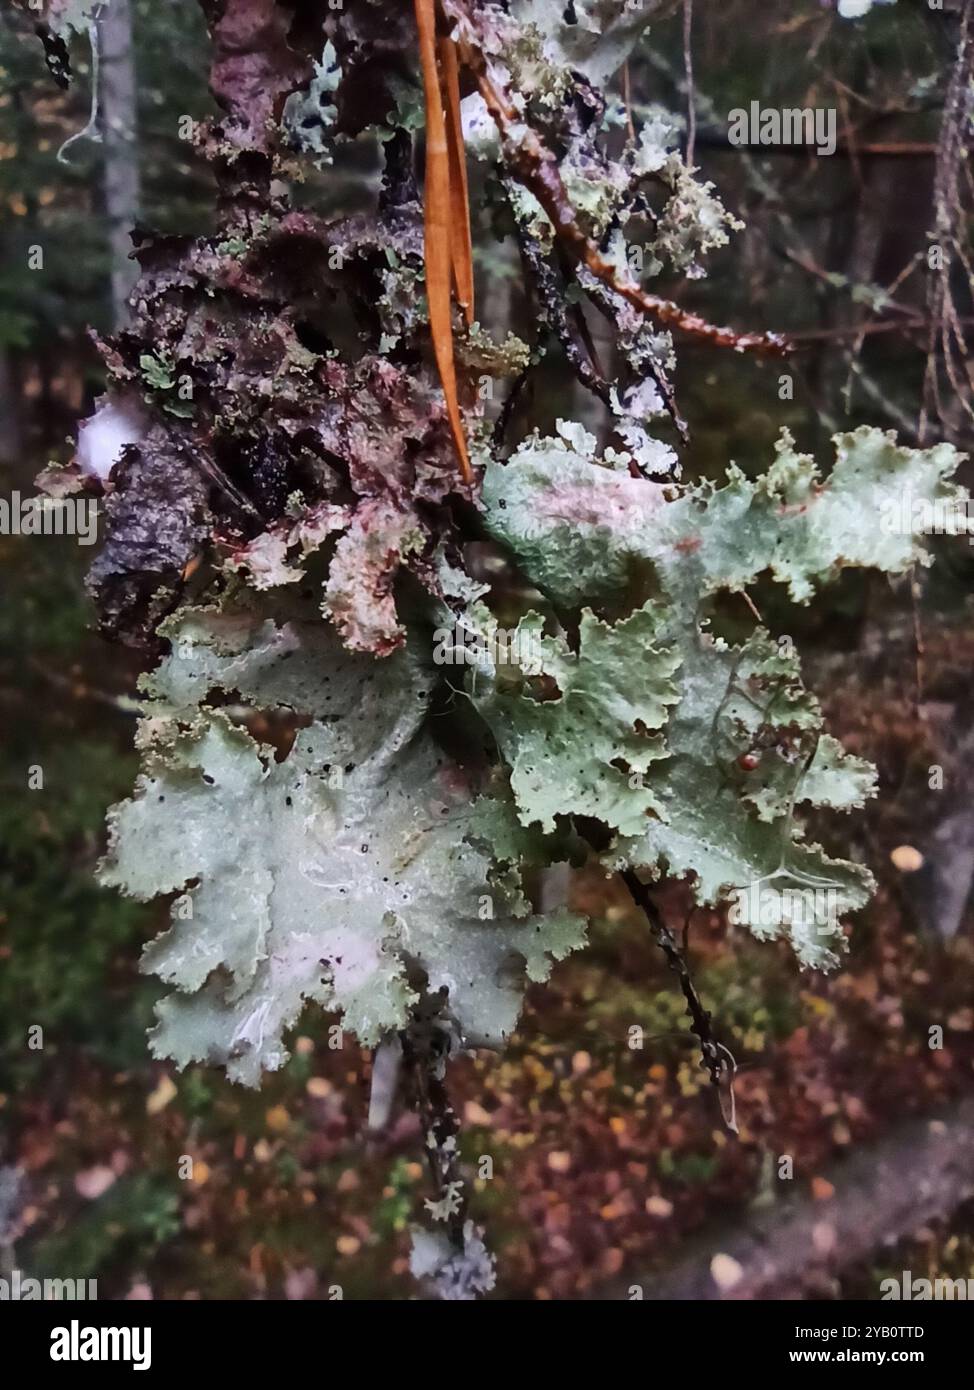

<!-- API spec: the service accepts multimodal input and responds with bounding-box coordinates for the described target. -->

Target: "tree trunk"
[98,0,141,329]
[0,347,22,468]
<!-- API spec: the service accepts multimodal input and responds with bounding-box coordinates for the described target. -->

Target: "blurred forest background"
[2,0,974,1300]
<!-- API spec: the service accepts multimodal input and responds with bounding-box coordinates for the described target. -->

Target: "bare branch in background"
[920,0,974,445]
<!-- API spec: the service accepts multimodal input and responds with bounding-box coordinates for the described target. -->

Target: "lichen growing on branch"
[43,0,968,1297]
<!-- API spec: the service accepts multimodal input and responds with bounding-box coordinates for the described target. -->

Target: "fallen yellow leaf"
[146,1073,177,1116]
[265,1104,290,1133]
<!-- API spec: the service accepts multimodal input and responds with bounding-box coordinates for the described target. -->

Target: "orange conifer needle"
[439,36,474,325]
[414,0,473,484]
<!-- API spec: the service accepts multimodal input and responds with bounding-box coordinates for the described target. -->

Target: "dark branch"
[400,1002,469,1249]
[620,869,737,1133]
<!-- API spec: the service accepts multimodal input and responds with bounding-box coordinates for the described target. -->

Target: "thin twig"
[620,870,738,1133]
[682,0,696,169]
[580,267,690,444]
[621,60,636,144]
[506,184,614,410]
[400,1005,468,1250]
[442,0,789,357]
[920,0,974,443]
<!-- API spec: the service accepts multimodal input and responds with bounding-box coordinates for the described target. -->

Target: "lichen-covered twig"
[441,0,789,358]
[507,182,614,412]
[621,869,738,1133]
[580,267,690,444]
[505,177,689,445]
[400,1003,469,1248]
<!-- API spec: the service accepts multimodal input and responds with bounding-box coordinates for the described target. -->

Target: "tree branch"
[400,1003,469,1249]
[442,0,789,357]
[620,869,737,1133]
